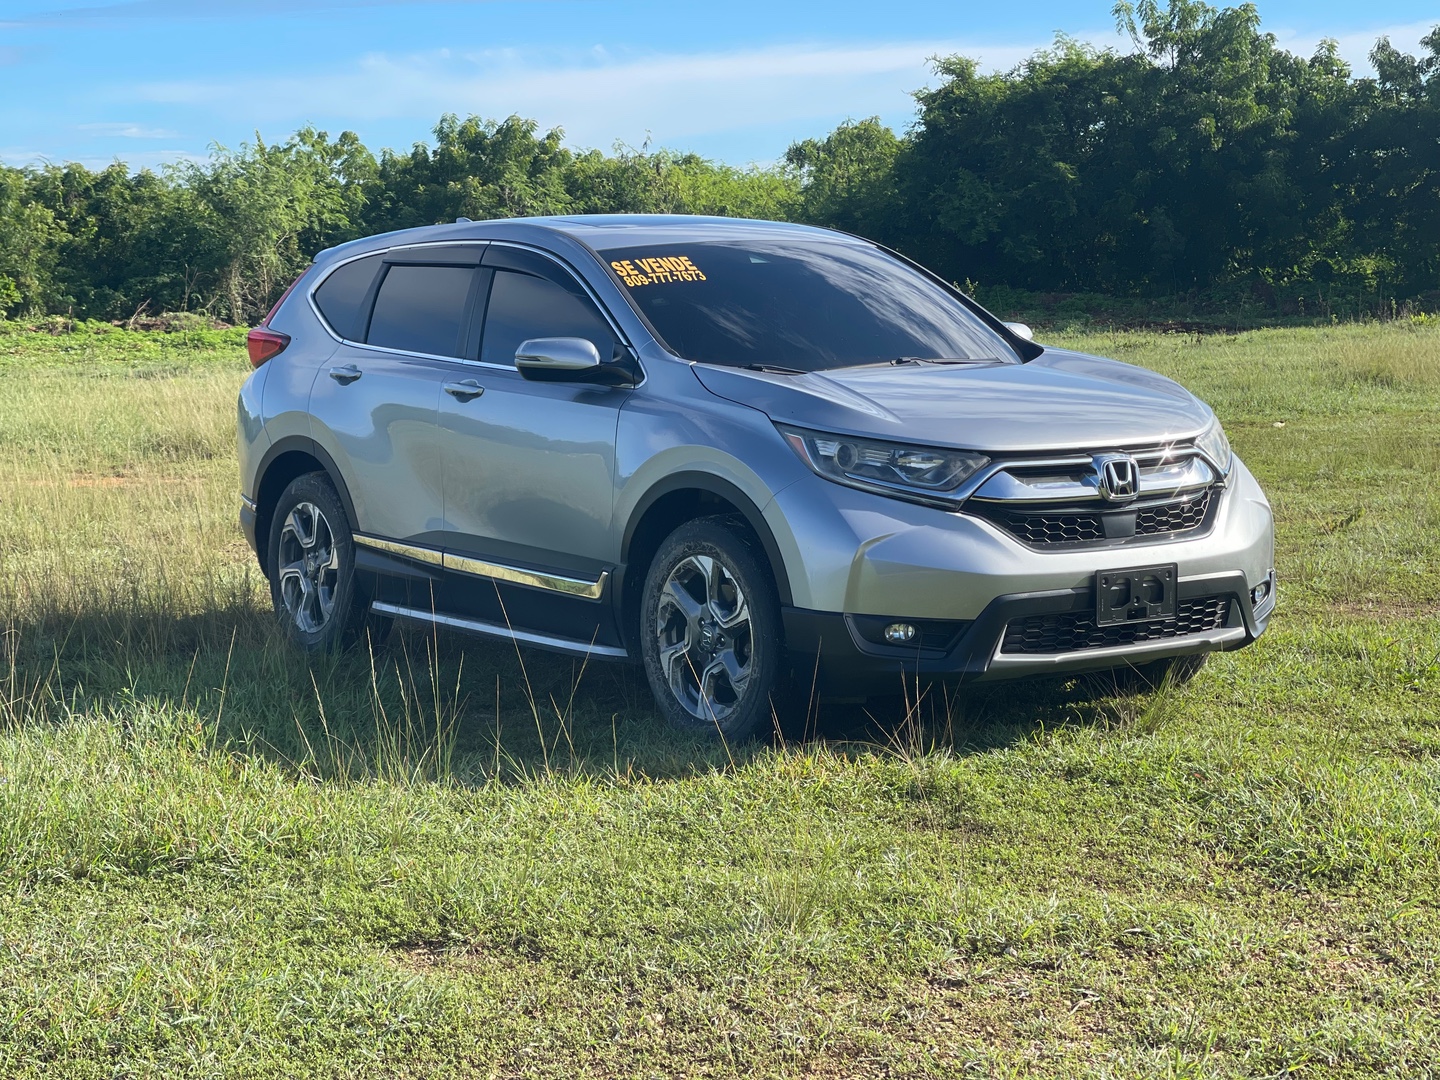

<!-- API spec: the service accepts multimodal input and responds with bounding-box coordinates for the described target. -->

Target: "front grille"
[983,490,1215,547]
[1136,491,1213,535]
[1000,511,1106,545]
[1001,595,1232,655]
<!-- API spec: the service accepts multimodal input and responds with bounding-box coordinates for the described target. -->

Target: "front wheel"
[640,517,785,741]
[266,473,388,652]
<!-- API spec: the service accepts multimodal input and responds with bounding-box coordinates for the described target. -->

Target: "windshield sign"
[601,239,1013,372]
[611,254,708,286]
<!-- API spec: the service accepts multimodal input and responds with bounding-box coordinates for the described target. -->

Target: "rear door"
[307,244,485,546]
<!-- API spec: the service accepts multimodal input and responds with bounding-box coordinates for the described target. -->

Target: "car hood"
[690,349,1214,452]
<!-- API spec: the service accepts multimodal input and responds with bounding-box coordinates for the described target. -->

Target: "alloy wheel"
[654,554,754,722]
[277,501,340,634]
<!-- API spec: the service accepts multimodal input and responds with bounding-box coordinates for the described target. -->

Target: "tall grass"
[0,323,1438,1077]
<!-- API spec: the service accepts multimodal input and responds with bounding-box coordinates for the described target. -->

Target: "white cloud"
[113,17,1436,165]
[78,121,180,138]
[131,36,1120,153]
[0,145,51,165]
[15,0,538,22]
[1260,20,1437,73]
[0,144,205,170]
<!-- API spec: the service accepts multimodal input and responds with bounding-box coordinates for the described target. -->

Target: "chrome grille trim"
[968,451,1215,505]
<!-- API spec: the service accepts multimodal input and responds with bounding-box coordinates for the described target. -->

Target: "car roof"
[313,214,864,267]
[536,214,863,250]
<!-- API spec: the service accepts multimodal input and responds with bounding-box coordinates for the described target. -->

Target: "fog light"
[1252,581,1270,604]
[883,622,917,644]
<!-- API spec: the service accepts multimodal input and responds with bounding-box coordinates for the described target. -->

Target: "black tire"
[266,472,389,652]
[1094,653,1208,695]
[640,517,786,741]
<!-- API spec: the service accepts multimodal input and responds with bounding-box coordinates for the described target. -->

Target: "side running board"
[370,602,629,660]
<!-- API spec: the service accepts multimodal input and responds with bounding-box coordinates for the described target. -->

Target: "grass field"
[1,319,1437,1078]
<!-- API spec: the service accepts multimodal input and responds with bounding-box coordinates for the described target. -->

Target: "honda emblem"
[1096,454,1139,502]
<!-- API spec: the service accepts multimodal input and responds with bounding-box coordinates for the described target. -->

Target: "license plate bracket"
[1096,564,1178,627]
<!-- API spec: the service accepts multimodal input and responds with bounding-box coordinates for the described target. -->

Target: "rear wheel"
[266,473,389,652]
[640,517,785,741]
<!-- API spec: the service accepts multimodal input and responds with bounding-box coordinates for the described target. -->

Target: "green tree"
[785,117,901,239]
[2,13,1437,327]
[872,0,1400,298]
[567,143,797,219]
[366,114,573,233]
[176,127,378,321]
[0,167,60,317]
[1348,29,1440,296]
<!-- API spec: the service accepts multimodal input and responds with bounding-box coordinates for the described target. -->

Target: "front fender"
[614,362,811,605]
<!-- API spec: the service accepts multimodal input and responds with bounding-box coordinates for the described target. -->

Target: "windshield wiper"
[888,356,998,366]
[745,363,807,375]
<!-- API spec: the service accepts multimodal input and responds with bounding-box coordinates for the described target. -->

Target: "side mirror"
[515,337,602,376]
[1003,321,1034,341]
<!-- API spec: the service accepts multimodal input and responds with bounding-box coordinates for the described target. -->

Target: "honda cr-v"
[238,215,1275,738]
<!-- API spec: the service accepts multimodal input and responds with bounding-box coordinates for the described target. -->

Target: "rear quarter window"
[313,253,383,341]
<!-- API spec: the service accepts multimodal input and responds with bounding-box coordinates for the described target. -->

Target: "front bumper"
[784,568,1276,695]
[766,456,1276,694]
[764,457,1274,616]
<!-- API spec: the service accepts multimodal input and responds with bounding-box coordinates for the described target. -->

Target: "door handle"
[444,379,484,402]
[328,364,363,384]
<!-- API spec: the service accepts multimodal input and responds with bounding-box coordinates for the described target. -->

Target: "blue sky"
[1,0,1436,172]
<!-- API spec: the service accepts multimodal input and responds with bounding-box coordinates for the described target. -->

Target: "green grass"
[1,320,1438,1078]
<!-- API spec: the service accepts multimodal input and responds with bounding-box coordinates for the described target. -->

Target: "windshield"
[599,237,1016,372]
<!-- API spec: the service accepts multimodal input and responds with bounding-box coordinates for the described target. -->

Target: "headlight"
[1194,416,1233,474]
[778,425,989,506]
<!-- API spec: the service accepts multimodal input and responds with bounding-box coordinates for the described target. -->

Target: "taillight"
[247,327,290,368]
[248,273,302,368]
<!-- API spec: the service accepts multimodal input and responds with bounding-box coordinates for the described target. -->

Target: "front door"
[436,246,633,639]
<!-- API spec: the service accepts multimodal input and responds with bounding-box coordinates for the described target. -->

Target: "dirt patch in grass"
[67,474,166,489]
[12,473,208,489]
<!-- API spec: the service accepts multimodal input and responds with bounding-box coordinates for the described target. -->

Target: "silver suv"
[238,215,1275,739]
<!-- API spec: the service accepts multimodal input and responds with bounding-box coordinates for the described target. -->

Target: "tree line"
[1,0,1436,324]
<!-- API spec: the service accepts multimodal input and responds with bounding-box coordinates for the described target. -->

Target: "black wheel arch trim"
[252,436,360,558]
[619,471,793,607]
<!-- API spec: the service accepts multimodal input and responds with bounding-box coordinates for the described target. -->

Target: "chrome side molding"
[444,552,609,599]
[353,534,609,599]
[353,533,444,566]
[371,602,628,659]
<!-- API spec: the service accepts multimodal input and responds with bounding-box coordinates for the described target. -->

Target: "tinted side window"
[367,265,476,358]
[480,270,616,367]
[313,253,382,341]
